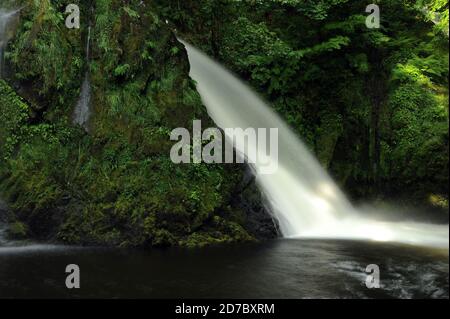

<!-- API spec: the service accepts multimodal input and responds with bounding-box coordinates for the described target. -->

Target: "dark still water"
[0,237,448,299]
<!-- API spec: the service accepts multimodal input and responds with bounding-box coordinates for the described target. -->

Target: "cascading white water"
[182,41,449,248]
[0,8,20,77]
[73,26,92,131]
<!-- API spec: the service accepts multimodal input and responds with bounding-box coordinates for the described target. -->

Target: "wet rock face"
[233,166,279,240]
[0,1,279,247]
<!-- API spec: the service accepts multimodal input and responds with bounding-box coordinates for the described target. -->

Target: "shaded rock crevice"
[232,166,280,240]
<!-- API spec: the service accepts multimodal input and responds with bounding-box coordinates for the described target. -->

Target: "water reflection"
[0,239,447,299]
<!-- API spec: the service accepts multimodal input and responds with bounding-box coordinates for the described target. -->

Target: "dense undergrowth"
[0,0,262,246]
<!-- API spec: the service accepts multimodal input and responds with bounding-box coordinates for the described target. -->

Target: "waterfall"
[73,25,92,131]
[73,72,91,130]
[85,24,91,61]
[0,8,20,78]
[182,41,449,248]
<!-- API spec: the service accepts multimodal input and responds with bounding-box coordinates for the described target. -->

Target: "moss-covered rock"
[0,0,277,247]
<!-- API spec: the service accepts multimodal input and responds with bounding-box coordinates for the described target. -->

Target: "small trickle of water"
[182,41,449,248]
[73,72,91,130]
[73,26,92,131]
[85,25,91,60]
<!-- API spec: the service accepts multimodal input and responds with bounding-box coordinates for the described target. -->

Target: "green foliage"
[0,80,30,159]
[388,83,448,193]
[113,64,131,77]
[0,0,257,247]
[6,0,83,114]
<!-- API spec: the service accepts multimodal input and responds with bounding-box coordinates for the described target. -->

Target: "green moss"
[0,1,258,248]
[428,194,449,209]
